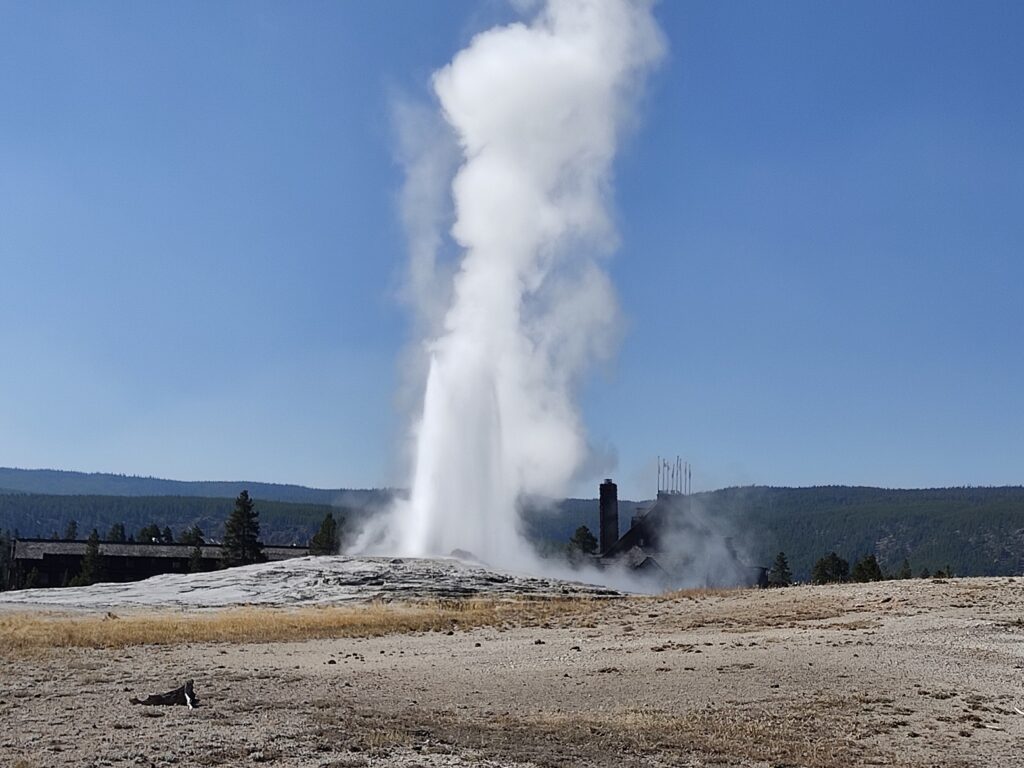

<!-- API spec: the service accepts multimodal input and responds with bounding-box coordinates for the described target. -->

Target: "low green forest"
[2,484,1022,584]
[525,485,1024,579]
[0,493,363,546]
[705,485,1024,579]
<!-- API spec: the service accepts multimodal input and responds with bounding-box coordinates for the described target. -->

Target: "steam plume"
[364,0,664,568]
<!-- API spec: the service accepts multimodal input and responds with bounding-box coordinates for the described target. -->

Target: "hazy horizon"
[2,464,1021,498]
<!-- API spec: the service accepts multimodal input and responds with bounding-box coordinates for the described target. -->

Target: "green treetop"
[767,551,792,587]
[811,551,850,584]
[309,512,340,556]
[569,525,598,556]
[223,490,264,567]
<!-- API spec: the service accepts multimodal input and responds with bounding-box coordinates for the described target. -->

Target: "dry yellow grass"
[489,698,907,768]
[637,587,854,634]
[0,597,596,654]
[658,586,746,601]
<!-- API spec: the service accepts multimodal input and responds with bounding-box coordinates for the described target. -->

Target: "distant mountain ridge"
[0,467,383,506]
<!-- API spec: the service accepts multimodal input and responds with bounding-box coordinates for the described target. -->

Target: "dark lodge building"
[7,539,309,589]
[597,478,767,589]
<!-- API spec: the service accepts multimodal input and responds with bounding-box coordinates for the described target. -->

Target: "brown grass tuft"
[0,597,596,654]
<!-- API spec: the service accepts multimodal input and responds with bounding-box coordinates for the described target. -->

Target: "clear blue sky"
[1,1,1021,498]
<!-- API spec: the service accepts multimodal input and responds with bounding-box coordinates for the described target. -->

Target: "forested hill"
[704,485,1024,579]
[1,473,1021,580]
[0,467,388,507]
[525,485,1024,580]
[0,494,366,546]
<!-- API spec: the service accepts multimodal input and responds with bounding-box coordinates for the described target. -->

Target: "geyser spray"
[360,0,665,570]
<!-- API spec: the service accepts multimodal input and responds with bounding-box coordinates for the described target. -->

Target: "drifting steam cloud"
[360,0,665,569]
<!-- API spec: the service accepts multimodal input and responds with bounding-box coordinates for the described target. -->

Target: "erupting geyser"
[360,0,664,568]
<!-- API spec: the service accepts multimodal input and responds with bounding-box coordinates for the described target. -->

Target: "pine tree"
[898,558,912,579]
[309,513,340,556]
[811,551,850,584]
[70,529,104,586]
[180,525,205,546]
[63,520,78,541]
[161,526,174,544]
[189,544,204,573]
[223,490,264,567]
[851,553,883,582]
[107,522,127,543]
[568,525,598,555]
[0,529,10,591]
[767,551,792,587]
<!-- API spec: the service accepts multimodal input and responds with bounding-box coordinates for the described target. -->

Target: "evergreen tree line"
[40,519,208,546]
[0,492,360,548]
[700,485,1024,579]
[529,486,1024,580]
[808,551,954,583]
[558,525,981,588]
[765,549,957,586]
[5,483,1024,582]
[2,492,346,590]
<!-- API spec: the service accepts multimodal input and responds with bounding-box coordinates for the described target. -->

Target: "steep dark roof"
[599,492,768,588]
[13,539,308,562]
[601,491,690,559]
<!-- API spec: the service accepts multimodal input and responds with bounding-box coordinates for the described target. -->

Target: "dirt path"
[3,578,1023,767]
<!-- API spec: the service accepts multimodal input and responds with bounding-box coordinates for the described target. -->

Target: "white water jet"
[359,0,664,571]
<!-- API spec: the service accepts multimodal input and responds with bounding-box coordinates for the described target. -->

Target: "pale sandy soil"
[3,577,1023,767]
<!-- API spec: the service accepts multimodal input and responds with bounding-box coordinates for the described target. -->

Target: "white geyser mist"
[359,0,664,571]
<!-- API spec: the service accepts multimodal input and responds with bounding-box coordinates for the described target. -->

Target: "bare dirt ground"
[3,577,1023,767]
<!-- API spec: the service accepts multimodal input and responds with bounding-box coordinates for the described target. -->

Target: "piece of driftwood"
[129,679,198,709]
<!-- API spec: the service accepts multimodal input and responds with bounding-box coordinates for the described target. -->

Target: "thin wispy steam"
[392,97,459,338]
[360,0,665,569]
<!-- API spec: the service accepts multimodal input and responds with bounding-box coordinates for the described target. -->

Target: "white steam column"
[379,0,665,568]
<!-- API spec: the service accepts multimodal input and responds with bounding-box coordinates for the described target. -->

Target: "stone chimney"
[599,478,619,554]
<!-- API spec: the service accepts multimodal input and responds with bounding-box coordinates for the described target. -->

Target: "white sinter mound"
[0,555,620,611]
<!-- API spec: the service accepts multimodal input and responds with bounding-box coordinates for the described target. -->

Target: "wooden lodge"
[6,538,310,589]
[597,479,768,589]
